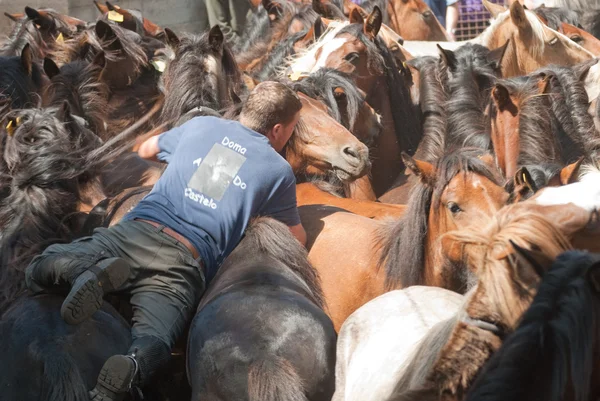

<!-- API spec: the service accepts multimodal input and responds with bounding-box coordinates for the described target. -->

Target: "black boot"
[89,354,139,401]
[61,257,130,325]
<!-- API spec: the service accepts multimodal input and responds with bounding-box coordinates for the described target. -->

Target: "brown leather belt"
[135,218,200,260]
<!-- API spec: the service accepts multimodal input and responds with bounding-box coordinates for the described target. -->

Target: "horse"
[558,22,600,56]
[0,44,45,110]
[93,1,165,39]
[187,217,336,401]
[42,52,110,139]
[333,200,593,401]
[490,65,600,179]
[464,250,600,401]
[160,25,245,125]
[0,294,131,401]
[402,1,593,77]
[300,148,508,330]
[286,7,422,196]
[384,0,448,41]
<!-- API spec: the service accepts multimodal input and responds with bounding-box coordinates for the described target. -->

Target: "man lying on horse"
[25,81,306,401]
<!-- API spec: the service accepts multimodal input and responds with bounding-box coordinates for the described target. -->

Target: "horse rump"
[248,356,308,401]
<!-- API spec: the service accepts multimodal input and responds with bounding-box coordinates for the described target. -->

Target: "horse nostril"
[343,146,360,160]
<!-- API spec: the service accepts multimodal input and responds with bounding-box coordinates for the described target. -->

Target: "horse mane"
[234,6,271,54]
[445,43,501,151]
[538,65,600,159]
[0,107,135,315]
[291,68,365,132]
[465,250,598,401]
[377,149,501,289]
[43,60,111,139]
[0,19,46,58]
[411,56,447,162]
[534,6,581,31]
[253,29,309,81]
[581,10,600,40]
[160,31,244,124]
[338,23,422,154]
[360,0,391,24]
[477,10,547,59]
[0,54,44,109]
[242,217,325,308]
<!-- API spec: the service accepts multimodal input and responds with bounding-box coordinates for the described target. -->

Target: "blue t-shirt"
[124,116,301,283]
[424,0,458,27]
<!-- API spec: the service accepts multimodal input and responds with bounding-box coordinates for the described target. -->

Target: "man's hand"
[138,136,160,161]
[289,223,307,247]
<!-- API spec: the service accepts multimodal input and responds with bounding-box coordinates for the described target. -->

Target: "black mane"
[0,54,44,109]
[465,250,600,401]
[338,23,422,154]
[534,6,581,31]
[160,31,244,124]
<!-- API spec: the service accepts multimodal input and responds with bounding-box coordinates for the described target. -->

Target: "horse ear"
[536,74,552,94]
[314,17,325,40]
[491,84,514,112]
[4,12,24,22]
[208,25,224,52]
[43,57,60,79]
[488,39,509,71]
[514,166,537,193]
[105,1,119,11]
[364,6,382,40]
[25,6,54,28]
[437,45,457,71]
[93,1,109,14]
[482,0,506,18]
[20,43,33,76]
[349,7,364,24]
[402,152,436,186]
[586,260,600,293]
[164,28,180,48]
[509,1,531,33]
[559,158,584,185]
[509,240,552,280]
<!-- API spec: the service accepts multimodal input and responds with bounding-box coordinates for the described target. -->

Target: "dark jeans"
[26,220,206,349]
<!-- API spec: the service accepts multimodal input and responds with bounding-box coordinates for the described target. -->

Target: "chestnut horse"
[333,201,588,401]
[385,0,448,41]
[286,7,422,196]
[301,149,508,330]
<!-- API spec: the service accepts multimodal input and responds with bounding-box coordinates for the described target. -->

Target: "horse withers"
[187,217,336,401]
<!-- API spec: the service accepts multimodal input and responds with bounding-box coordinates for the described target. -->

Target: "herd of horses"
[2,0,600,400]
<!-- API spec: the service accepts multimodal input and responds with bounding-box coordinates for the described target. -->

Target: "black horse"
[187,217,337,401]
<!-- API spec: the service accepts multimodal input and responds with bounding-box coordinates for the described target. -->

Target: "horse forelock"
[465,250,599,401]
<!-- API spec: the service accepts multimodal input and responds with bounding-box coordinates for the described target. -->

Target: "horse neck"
[365,75,404,195]
[423,209,447,289]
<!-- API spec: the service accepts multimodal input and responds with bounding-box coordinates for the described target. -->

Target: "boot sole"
[91,355,136,401]
[61,259,130,325]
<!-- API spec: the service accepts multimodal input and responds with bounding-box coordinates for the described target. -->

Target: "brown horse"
[334,201,591,401]
[301,149,508,330]
[93,1,165,39]
[287,7,422,196]
[479,1,593,77]
[386,0,448,41]
[559,22,600,56]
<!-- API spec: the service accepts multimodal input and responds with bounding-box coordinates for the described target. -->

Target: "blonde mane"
[475,7,591,60]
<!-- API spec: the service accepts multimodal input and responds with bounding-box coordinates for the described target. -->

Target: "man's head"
[239,81,303,152]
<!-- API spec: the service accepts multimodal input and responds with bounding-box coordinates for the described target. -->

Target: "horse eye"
[548,37,558,46]
[345,52,359,63]
[570,35,583,43]
[422,10,433,19]
[447,202,462,214]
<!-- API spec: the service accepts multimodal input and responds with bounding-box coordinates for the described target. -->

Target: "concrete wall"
[1,0,209,37]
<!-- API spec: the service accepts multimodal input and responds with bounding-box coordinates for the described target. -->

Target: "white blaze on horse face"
[310,37,349,73]
[534,170,600,212]
[205,54,224,103]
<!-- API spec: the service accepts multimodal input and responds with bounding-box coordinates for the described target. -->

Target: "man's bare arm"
[138,136,161,162]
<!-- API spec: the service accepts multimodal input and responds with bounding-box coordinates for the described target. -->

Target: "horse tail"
[40,349,88,401]
[247,357,308,401]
